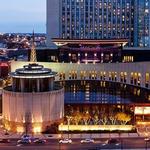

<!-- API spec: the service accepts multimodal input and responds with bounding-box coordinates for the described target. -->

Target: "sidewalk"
[43,133,140,139]
[0,131,142,139]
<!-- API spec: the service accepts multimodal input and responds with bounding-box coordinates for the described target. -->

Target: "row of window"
[59,71,150,88]
[135,0,150,47]
[61,0,134,46]
[123,56,134,62]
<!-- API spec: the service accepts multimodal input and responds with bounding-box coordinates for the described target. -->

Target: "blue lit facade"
[134,0,150,47]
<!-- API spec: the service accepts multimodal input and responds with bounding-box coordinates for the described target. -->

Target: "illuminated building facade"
[1,34,150,133]
[52,39,128,63]
[134,0,150,47]
[47,0,150,48]
[2,64,64,133]
[46,0,134,47]
[2,37,64,133]
[0,62,10,79]
[11,61,150,131]
[11,62,150,91]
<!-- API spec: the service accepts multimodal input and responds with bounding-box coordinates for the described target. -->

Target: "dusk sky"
[0,0,46,33]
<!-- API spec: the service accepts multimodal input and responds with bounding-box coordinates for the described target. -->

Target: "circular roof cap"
[10,63,57,78]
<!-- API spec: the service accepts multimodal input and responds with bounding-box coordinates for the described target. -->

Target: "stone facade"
[2,87,64,133]
[11,61,150,89]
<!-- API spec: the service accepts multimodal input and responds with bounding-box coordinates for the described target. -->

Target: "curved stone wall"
[2,88,64,132]
[11,61,150,90]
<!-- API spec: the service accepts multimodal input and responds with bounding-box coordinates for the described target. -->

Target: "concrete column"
[126,72,131,85]
[40,79,43,92]
[12,78,16,92]
[49,78,54,91]
[141,72,146,88]
[20,78,24,92]
[37,79,40,92]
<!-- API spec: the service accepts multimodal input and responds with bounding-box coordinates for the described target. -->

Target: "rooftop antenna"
[30,30,37,62]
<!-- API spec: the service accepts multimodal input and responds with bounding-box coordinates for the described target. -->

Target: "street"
[0,138,149,150]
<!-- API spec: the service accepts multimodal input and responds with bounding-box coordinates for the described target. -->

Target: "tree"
[72,111,82,125]
[93,114,99,125]
[100,115,108,125]
[109,112,117,125]
[3,77,11,87]
[115,112,131,125]
[83,111,90,125]
[66,116,72,125]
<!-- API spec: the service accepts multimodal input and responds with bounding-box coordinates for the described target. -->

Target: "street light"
[58,134,62,150]
[119,131,123,149]
[145,139,148,150]
[66,116,72,139]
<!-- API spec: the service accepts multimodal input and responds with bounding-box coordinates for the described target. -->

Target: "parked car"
[59,139,72,144]
[0,139,10,143]
[4,132,9,135]
[144,138,150,141]
[17,139,31,144]
[81,139,95,143]
[33,139,46,144]
[105,139,120,145]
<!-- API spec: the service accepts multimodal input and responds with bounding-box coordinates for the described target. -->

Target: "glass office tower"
[134,0,150,47]
[47,0,150,48]
[47,0,134,47]
[61,0,134,42]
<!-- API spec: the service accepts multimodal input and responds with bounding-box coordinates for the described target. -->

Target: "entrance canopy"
[52,39,128,47]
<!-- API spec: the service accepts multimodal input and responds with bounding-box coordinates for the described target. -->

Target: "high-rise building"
[134,0,150,47]
[46,0,150,48]
[46,0,134,47]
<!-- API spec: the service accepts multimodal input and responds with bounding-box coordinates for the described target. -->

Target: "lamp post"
[119,131,123,150]
[145,139,148,150]
[58,134,62,150]
[66,116,72,139]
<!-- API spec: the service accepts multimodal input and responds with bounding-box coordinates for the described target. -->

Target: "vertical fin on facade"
[30,30,37,62]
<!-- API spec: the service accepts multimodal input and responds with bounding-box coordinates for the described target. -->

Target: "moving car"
[21,135,31,140]
[0,139,10,143]
[144,138,150,141]
[33,139,46,144]
[105,139,120,145]
[17,139,31,144]
[59,139,72,144]
[80,139,95,143]
[4,132,9,135]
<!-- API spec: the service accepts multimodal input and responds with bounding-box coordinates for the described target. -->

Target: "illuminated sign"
[59,124,133,131]
[0,63,8,67]
[135,107,150,115]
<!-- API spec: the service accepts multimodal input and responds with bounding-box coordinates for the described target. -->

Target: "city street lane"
[0,138,149,150]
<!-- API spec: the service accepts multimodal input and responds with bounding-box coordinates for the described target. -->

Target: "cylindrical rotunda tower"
[2,33,64,133]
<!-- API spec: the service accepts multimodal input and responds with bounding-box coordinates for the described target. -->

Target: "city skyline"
[0,0,46,33]
[0,0,150,149]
